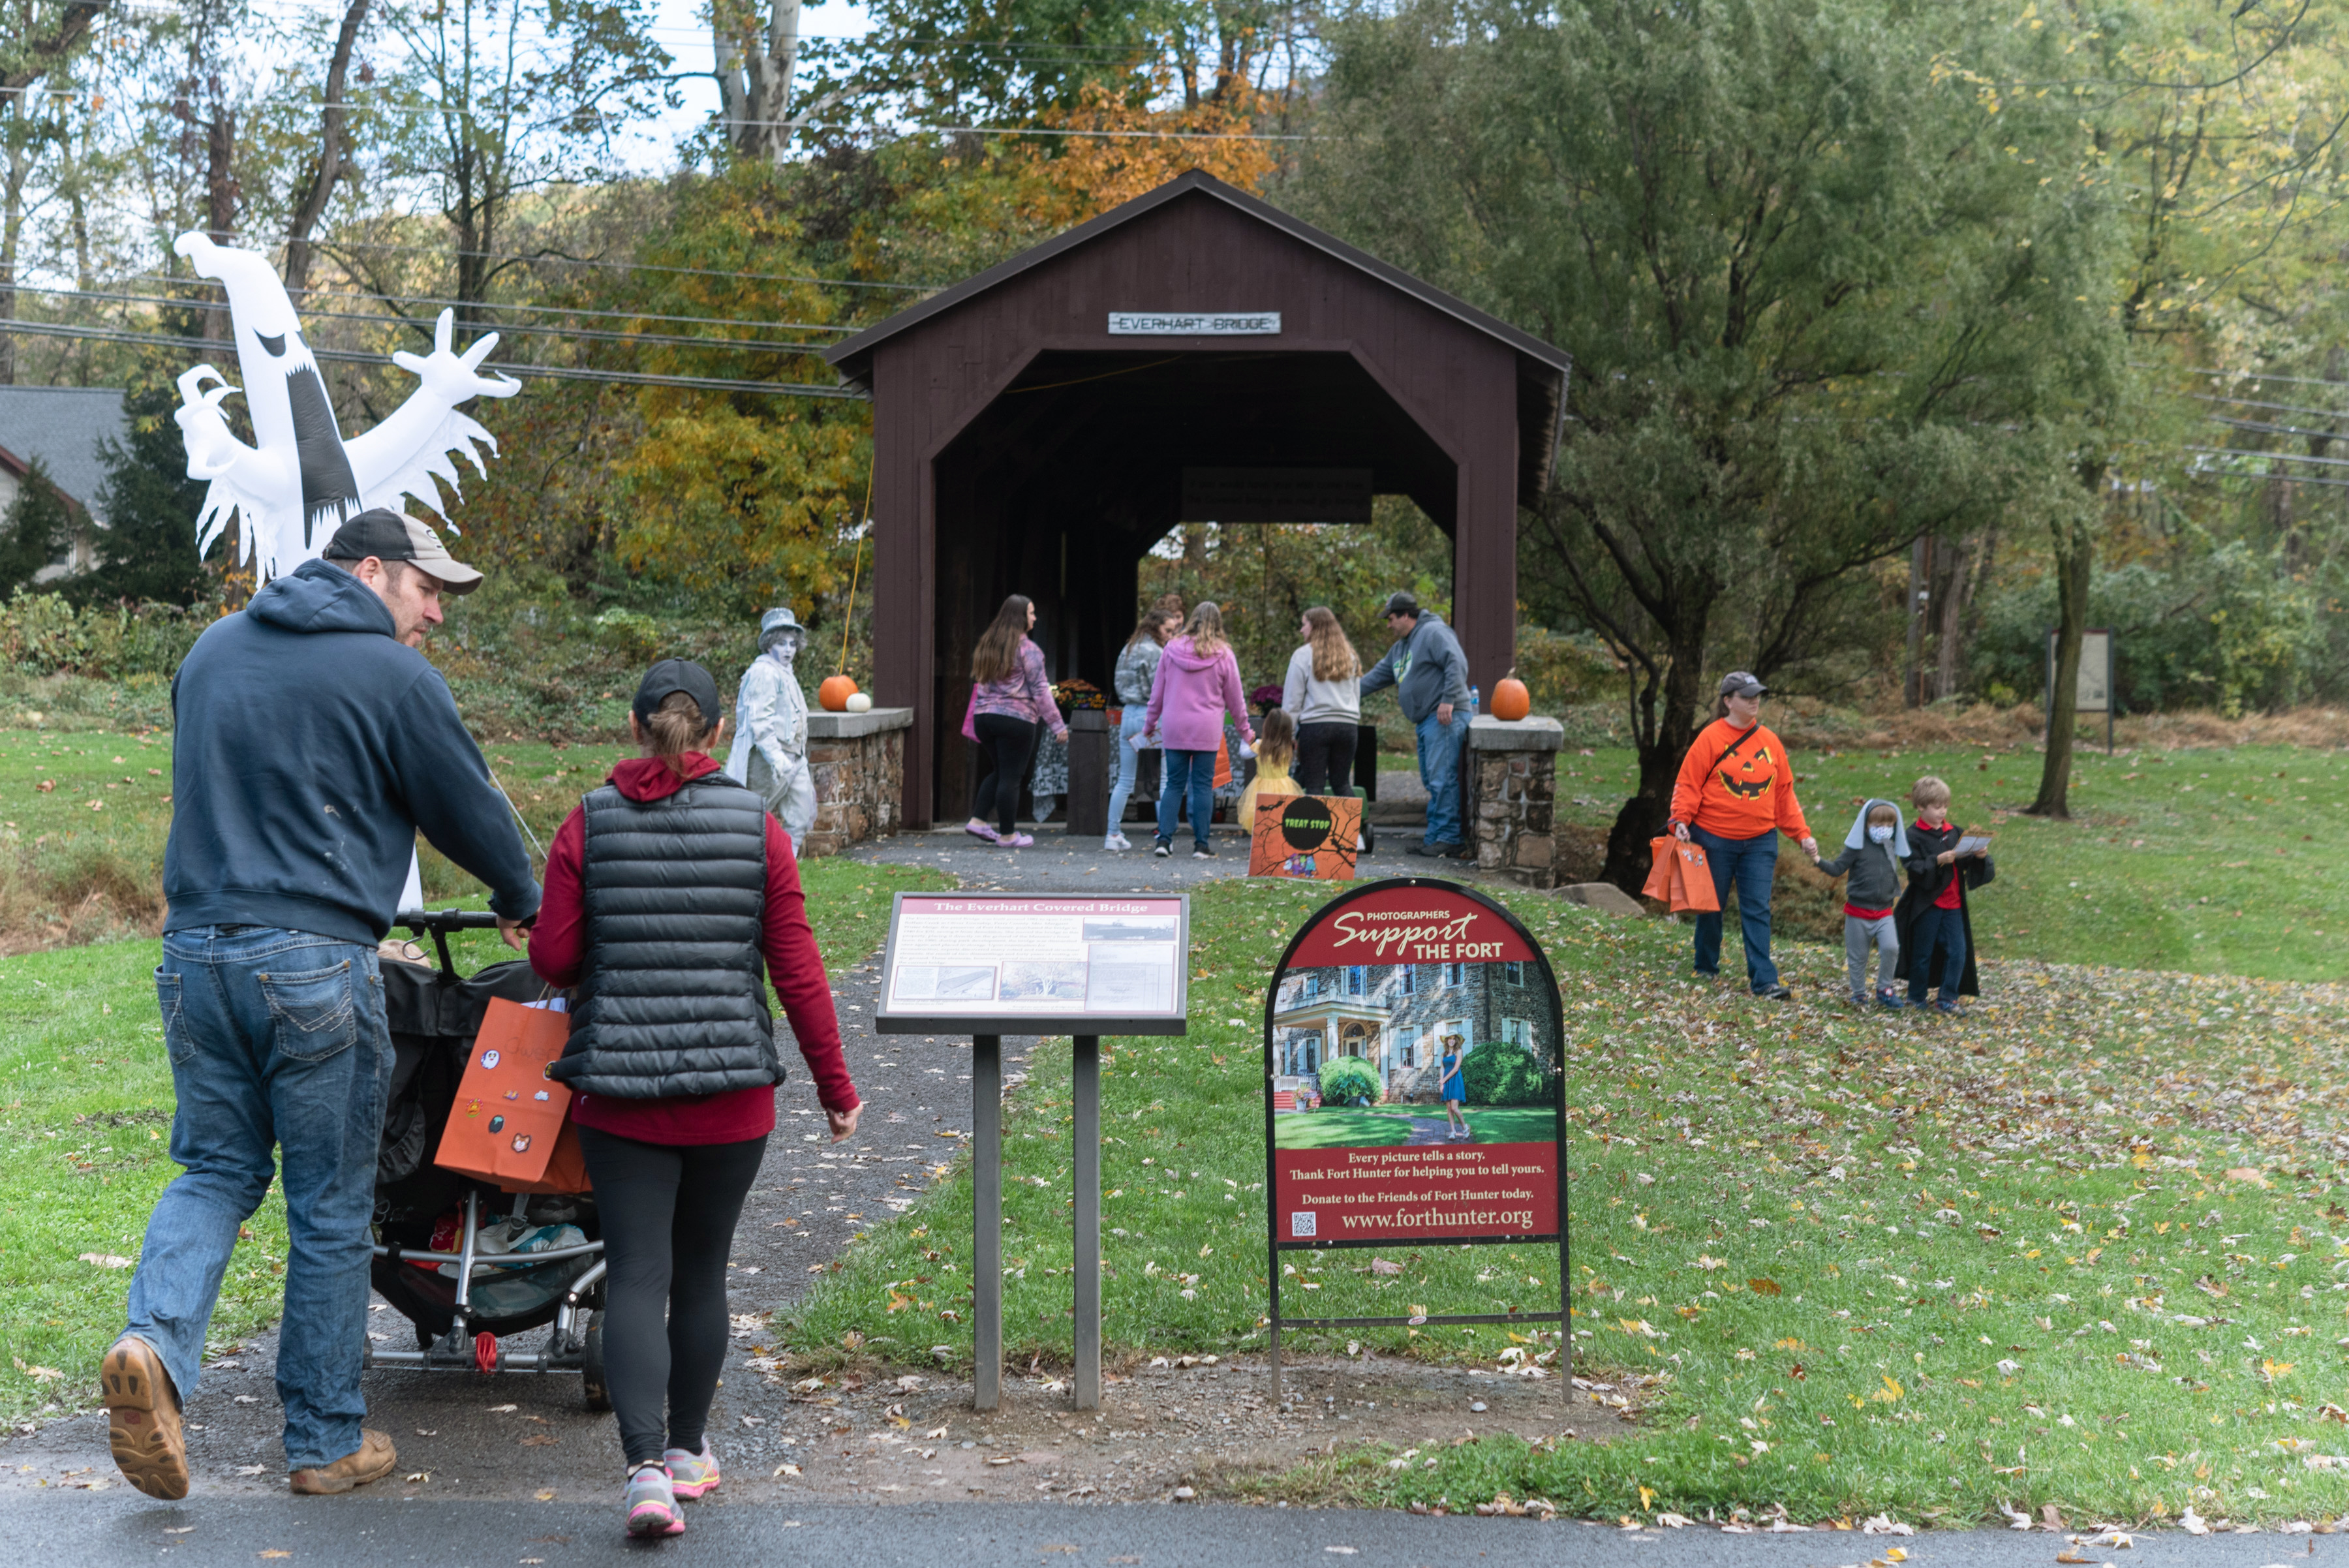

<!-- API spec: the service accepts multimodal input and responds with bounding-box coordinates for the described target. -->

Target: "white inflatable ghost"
[170,230,519,583]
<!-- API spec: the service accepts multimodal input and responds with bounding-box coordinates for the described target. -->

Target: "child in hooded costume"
[722,607,817,846]
[1894,775,1995,1013]
[1811,799,1909,1009]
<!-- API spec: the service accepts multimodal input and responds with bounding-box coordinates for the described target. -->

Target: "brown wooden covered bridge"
[825,170,1572,828]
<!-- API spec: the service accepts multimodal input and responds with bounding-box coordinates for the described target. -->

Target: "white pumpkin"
[844,692,874,713]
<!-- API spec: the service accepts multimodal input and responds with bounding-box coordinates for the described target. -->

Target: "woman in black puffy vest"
[530,660,861,1539]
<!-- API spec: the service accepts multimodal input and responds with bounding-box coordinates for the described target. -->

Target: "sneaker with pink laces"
[996,831,1035,847]
[624,1460,684,1537]
[664,1443,720,1499]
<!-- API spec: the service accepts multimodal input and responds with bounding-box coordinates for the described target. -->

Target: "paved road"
[1,1493,2330,1567]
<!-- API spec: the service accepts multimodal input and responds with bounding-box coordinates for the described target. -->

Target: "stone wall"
[803,707,912,858]
[1467,715,1562,889]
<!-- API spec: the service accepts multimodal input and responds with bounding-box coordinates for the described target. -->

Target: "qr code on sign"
[1290,1211,1315,1238]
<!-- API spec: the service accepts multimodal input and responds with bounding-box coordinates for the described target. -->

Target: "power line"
[307,238,936,292]
[3,318,864,397]
[2183,443,2349,470]
[80,271,863,333]
[25,287,840,354]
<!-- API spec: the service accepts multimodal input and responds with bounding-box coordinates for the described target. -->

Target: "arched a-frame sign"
[826,170,1573,827]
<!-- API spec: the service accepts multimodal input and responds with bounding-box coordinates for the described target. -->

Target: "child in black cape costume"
[1892,780,1995,1006]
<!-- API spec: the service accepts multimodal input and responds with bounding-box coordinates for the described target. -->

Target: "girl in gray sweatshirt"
[1812,799,1909,1007]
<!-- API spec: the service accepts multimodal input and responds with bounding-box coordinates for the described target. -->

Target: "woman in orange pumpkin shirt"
[1667,672,1817,1000]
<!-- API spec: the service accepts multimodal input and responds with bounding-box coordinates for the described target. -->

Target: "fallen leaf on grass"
[11,1359,63,1381]
[77,1253,132,1269]
[1748,1278,1783,1297]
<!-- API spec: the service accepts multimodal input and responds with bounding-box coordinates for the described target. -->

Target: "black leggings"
[1294,721,1359,795]
[575,1126,767,1467]
[970,713,1037,837]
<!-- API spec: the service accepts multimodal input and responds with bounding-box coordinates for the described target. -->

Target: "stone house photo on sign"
[1270,960,1549,1107]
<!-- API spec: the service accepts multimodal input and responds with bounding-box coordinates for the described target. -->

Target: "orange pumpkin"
[818,674,859,712]
[1490,676,1531,722]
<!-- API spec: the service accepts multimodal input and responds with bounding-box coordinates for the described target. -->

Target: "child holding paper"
[1894,775,1995,1014]
[1810,799,1909,1009]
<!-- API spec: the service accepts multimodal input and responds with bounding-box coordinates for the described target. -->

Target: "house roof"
[825,170,1574,386]
[0,386,128,516]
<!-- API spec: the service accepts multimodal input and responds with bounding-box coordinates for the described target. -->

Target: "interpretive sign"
[2044,626,2115,754]
[875,893,1190,1415]
[1108,311,1281,335]
[1248,794,1363,881]
[874,894,1190,1037]
[1261,878,1567,1396]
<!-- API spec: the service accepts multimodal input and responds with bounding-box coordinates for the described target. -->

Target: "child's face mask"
[1869,824,1894,844]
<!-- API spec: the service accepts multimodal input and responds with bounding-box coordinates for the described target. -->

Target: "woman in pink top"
[963,594,1067,848]
[1143,601,1255,859]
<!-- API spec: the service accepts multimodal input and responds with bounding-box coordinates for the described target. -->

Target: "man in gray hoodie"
[1359,591,1473,856]
[102,509,538,1503]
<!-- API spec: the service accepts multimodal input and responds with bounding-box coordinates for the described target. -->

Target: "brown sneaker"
[288,1429,398,1495]
[102,1335,188,1501]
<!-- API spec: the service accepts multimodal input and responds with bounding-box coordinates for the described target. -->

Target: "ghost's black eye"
[256,332,287,358]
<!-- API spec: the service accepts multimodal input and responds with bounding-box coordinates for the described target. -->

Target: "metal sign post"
[1259,878,1569,1407]
[876,895,1190,1411]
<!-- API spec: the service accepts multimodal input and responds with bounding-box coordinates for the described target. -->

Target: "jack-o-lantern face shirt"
[1668,718,1812,842]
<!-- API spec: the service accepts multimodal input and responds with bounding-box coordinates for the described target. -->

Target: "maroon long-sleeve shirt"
[529,752,858,1145]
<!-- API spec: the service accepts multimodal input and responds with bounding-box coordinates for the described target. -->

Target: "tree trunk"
[717,0,800,163]
[2028,491,2095,819]
[0,133,27,386]
[202,105,238,345]
[1932,532,1970,702]
[284,0,371,296]
[1600,630,1708,893]
[1903,534,1927,707]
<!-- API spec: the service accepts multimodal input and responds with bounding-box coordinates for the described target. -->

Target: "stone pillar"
[803,707,914,859]
[1466,715,1562,889]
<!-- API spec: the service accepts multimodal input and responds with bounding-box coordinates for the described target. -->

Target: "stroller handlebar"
[395,908,506,933]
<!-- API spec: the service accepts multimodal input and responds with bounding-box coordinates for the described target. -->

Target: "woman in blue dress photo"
[1439,1034,1469,1141]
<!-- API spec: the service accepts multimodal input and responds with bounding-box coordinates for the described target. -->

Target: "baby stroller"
[364,908,610,1409]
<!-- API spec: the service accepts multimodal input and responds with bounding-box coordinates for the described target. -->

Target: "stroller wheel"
[581,1311,611,1413]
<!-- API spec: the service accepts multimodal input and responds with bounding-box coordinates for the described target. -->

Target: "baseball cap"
[1382,591,1420,618]
[633,659,722,730]
[1718,671,1768,699]
[321,508,485,594]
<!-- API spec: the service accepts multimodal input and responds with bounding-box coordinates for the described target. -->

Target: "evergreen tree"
[74,375,209,607]
[0,457,75,598]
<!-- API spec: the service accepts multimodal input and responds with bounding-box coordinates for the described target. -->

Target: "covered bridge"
[825,170,1571,827]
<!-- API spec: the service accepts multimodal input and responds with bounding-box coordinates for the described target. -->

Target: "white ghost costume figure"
[724,607,818,846]
[170,232,519,913]
[170,231,519,585]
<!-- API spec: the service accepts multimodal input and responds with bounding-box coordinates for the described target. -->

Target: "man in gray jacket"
[1359,591,1473,857]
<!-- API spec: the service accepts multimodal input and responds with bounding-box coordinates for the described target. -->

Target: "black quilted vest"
[549,774,780,1099]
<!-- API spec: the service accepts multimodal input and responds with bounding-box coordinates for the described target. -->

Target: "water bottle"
[1467,685,1481,719]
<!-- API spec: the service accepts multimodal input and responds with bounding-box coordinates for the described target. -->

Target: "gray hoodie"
[1359,611,1471,724]
[1814,798,1909,912]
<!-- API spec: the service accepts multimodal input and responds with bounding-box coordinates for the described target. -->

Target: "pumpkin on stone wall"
[1490,674,1531,722]
[819,674,859,712]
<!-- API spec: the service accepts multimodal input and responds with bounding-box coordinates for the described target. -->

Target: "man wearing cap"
[1359,591,1474,857]
[721,606,816,846]
[1666,672,1817,1000]
[101,508,540,1501]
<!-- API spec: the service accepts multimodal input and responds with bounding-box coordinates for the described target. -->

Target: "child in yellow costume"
[1239,707,1302,830]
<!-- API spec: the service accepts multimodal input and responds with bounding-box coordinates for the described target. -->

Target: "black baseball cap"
[1382,591,1420,618]
[1719,671,1768,699]
[633,659,722,729]
[320,508,485,593]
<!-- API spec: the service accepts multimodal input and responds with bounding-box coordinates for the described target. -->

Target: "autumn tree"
[1302,0,2121,889]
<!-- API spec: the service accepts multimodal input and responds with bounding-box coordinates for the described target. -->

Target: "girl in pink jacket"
[1143,602,1255,859]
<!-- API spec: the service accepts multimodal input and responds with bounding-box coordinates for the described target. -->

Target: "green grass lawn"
[0,855,945,1424]
[1276,1107,1426,1148]
[1555,741,2349,983]
[780,870,2349,1527]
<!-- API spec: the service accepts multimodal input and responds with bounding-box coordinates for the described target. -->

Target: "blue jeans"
[1104,705,1150,834]
[1689,827,1780,992]
[1156,748,1216,848]
[1907,900,1969,1003]
[1415,711,1467,846]
[125,926,390,1471]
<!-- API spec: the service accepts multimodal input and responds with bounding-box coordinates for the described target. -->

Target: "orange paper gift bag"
[433,998,587,1191]
[1670,841,1721,913]
[1641,837,1678,902]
